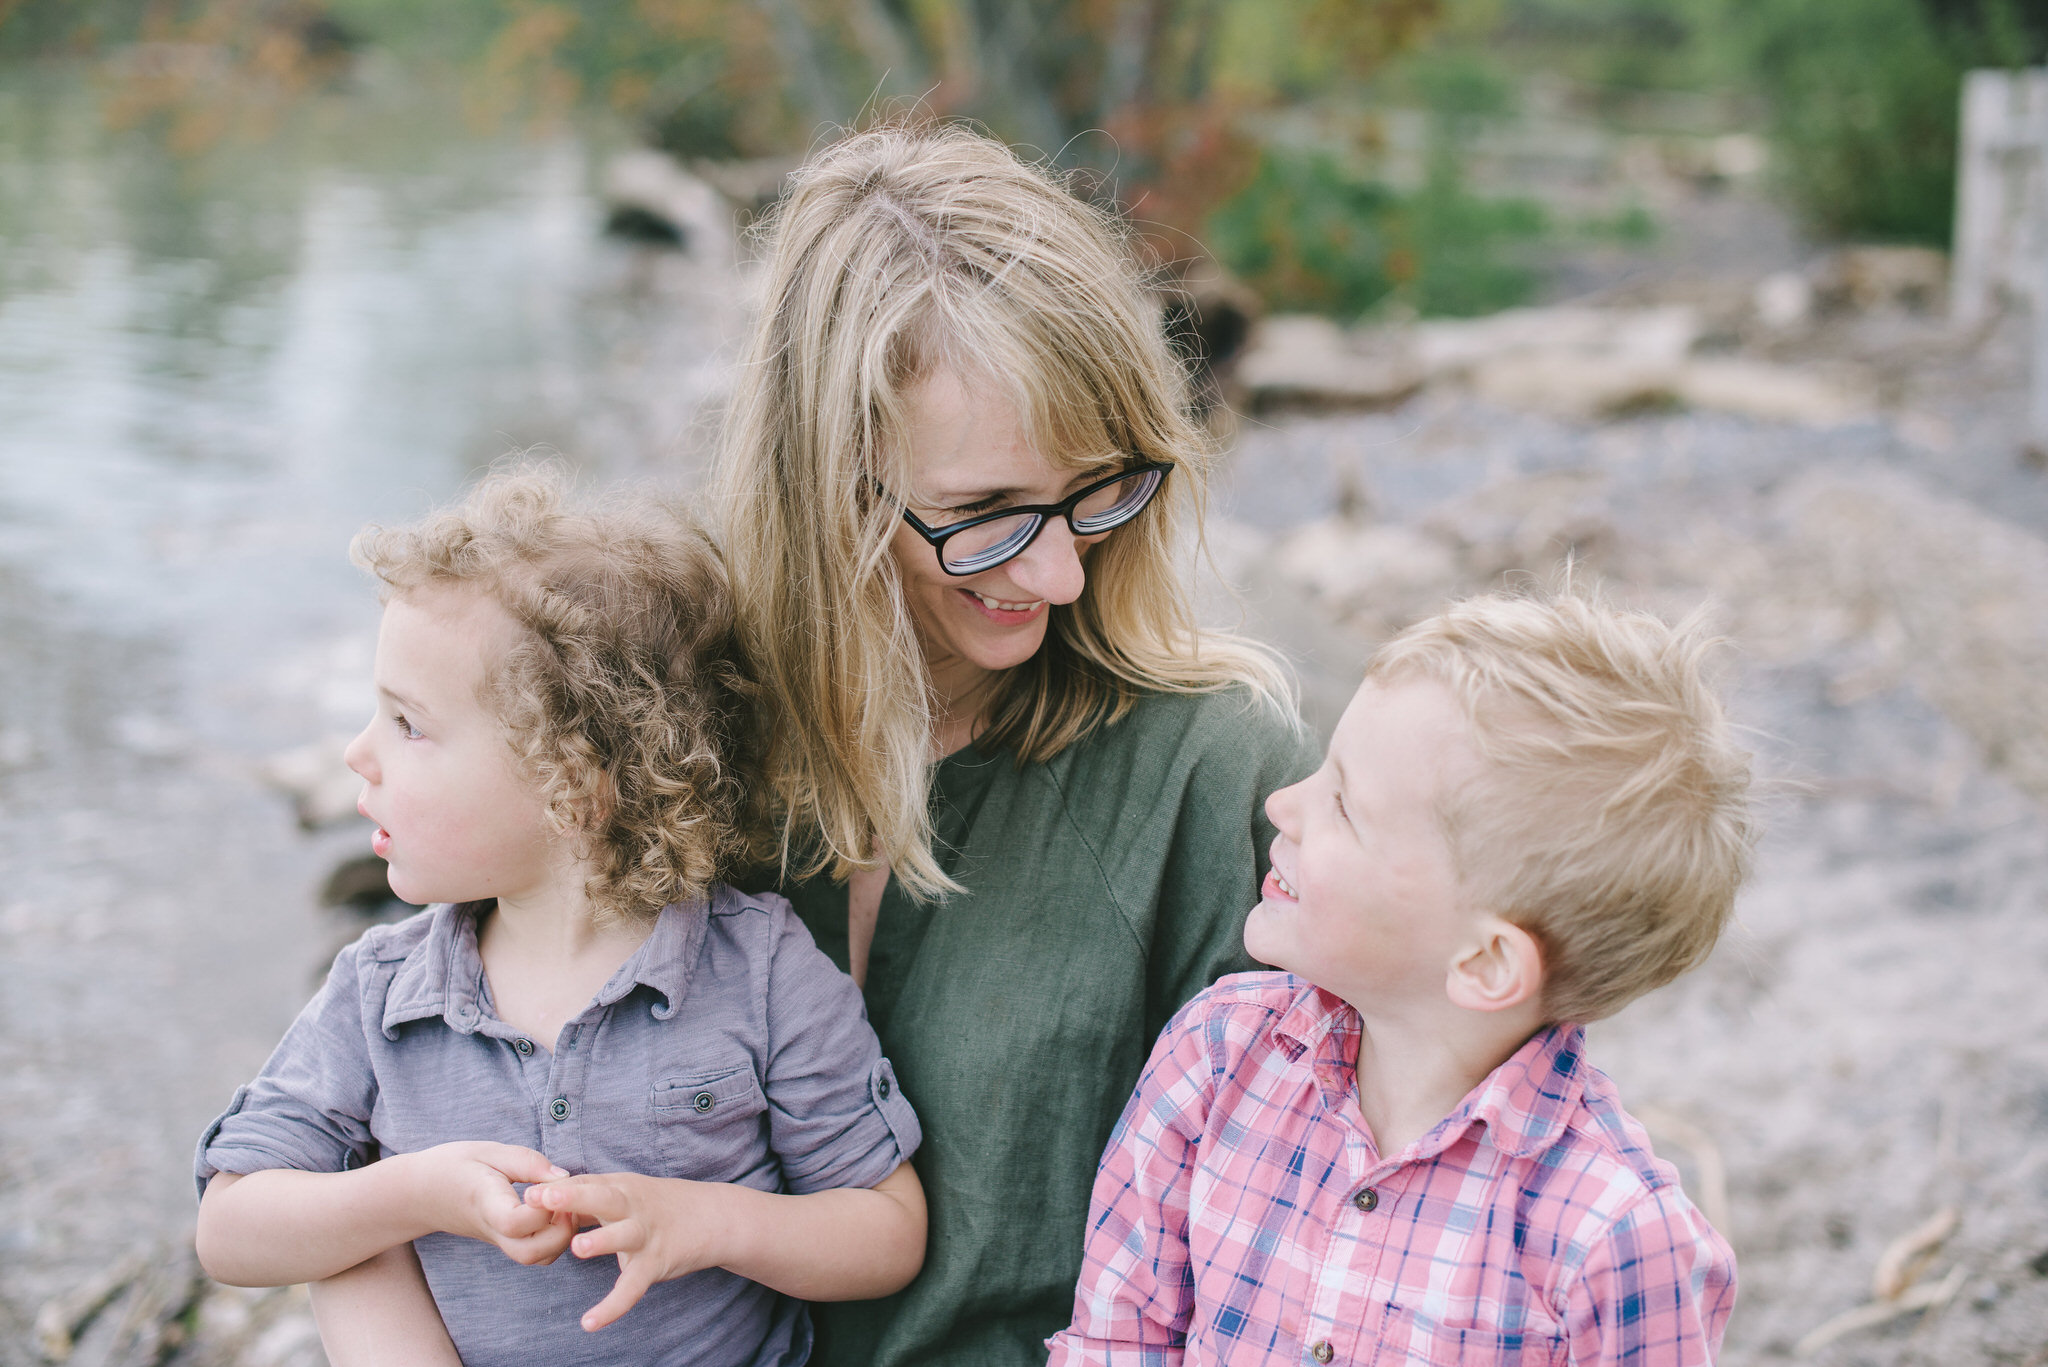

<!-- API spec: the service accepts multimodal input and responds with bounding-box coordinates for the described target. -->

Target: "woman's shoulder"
[1062,684,1311,784]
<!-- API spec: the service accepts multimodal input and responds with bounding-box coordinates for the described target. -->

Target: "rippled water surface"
[0,64,738,1305]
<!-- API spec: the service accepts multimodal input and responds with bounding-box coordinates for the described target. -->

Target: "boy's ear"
[1445,917,1544,1014]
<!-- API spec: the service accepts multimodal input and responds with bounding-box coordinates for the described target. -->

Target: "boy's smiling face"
[343,586,558,908]
[1246,678,1488,1007]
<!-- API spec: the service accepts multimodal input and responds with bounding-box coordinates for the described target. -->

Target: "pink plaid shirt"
[1047,973,1734,1367]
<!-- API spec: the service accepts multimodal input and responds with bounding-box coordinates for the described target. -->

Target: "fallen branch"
[1872,1205,1959,1301]
[33,1251,146,1362]
[1794,1266,1967,1358]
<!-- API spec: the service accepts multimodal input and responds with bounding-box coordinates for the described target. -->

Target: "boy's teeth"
[1274,871,1298,898]
[971,590,1042,612]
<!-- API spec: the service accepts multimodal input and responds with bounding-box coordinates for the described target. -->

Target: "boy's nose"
[1265,780,1302,833]
[342,723,376,783]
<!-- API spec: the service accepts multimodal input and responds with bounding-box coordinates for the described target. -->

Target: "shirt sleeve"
[759,903,922,1194]
[1147,694,1317,1041]
[193,938,381,1199]
[1563,1184,1737,1367]
[1046,994,1216,1367]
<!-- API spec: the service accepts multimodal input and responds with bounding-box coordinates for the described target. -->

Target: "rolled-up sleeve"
[759,908,921,1194]
[1565,1184,1737,1367]
[193,941,379,1199]
[1046,998,1213,1367]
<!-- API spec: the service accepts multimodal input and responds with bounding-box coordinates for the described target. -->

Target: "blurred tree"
[1734,0,2042,242]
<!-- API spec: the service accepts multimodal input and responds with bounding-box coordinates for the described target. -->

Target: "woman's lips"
[955,586,1046,625]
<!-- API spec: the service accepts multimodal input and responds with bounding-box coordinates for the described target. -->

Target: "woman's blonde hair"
[716,121,1290,898]
[1366,586,1755,1022]
[353,467,763,923]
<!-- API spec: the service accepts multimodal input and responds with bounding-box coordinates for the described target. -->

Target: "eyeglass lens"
[939,469,1163,573]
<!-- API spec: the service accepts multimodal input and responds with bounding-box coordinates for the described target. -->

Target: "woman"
[310,123,1313,1367]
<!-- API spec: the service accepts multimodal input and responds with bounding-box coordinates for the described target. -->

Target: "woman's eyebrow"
[923,468,1109,503]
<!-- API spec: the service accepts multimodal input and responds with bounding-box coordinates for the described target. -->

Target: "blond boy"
[1048,588,1752,1367]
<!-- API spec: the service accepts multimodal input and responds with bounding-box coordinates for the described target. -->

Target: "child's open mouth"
[371,827,392,858]
[1262,868,1299,902]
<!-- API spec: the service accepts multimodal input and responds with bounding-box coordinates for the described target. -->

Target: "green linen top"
[777,686,1318,1367]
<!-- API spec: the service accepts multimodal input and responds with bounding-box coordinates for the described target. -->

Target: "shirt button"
[692,1091,715,1113]
[1311,1342,1335,1364]
[549,1096,570,1121]
[1354,1188,1378,1212]
[514,1038,535,1057]
[879,1077,892,1099]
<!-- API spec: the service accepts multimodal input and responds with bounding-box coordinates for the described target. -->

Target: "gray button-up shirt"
[197,886,920,1367]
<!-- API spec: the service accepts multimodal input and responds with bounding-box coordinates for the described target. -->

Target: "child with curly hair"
[194,468,925,1367]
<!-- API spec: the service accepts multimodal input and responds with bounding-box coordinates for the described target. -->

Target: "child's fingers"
[486,1196,558,1240]
[500,1217,576,1267]
[531,1175,631,1223]
[569,1218,645,1261]
[579,1262,657,1332]
[475,1143,571,1185]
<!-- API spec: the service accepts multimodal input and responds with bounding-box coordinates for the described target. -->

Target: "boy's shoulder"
[351,903,450,965]
[1557,1058,1693,1213]
[1164,970,1326,1067]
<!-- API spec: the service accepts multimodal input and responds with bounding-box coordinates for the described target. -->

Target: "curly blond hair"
[352,467,762,923]
[1367,586,1755,1022]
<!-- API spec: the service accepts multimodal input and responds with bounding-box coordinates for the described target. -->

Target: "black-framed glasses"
[882,462,1172,576]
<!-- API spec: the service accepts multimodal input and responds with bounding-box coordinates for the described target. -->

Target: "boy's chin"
[1240,903,1294,973]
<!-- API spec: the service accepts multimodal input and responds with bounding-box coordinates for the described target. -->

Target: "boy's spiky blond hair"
[352,466,763,923]
[1367,586,1754,1022]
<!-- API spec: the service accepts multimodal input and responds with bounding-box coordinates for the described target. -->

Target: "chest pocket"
[651,1062,770,1178]
[1367,1305,1567,1367]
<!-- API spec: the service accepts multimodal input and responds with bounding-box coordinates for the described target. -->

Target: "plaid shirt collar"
[1268,977,1591,1163]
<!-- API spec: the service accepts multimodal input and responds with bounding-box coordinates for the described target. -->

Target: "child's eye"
[393,713,424,741]
[1333,792,1349,821]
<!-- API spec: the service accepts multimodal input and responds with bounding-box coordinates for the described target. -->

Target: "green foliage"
[1205,148,1546,317]
[1733,0,2038,243]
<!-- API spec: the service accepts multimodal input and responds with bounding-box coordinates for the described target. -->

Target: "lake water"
[0,61,744,1309]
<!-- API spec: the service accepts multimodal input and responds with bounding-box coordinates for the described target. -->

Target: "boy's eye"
[1333,792,1349,821]
[393,713,424,740]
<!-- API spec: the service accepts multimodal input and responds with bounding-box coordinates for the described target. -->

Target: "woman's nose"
[1004,517,1089,605]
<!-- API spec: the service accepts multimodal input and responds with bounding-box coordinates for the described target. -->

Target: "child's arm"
[1564,1186,1737,1367]
[525,1159,926,1330]
[308,1245,465,1367]
[196,1140,574,1285]
[1045,1000,1216,1367]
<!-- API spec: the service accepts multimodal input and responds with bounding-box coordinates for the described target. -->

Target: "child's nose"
[342,723,376,782]
[1265,780,1302,833]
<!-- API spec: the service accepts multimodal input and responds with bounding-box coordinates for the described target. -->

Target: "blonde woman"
[309,123,1313,1366]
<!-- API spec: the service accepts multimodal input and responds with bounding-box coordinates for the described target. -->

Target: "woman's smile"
[957,586,1047,623]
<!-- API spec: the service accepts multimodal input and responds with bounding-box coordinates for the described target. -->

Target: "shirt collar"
[1266,977,1590,1163]
[379,897,710,1038]
[1438,1020,1589,1160]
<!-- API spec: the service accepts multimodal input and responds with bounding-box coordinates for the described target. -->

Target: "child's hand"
[411,1141,577,1266]
[523,1174,723,1331]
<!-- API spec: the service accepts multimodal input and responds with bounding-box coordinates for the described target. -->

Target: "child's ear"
[1445,917,1544,1014]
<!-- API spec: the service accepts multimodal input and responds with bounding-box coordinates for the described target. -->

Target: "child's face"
[343,586,559,908]
[1246,678,1486,1007]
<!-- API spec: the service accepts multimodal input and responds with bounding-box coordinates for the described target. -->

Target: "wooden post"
[1952,68,2048,451]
